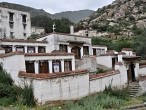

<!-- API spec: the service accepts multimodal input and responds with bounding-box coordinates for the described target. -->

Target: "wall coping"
[0,51,24,58]
[0,39,47,44]
[140,65,146,68]
[89,70,120,80]
[18,70,88,80]
[25,52,74,57]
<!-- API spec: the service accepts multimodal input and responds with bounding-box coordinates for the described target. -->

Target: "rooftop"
[0,39,47,44]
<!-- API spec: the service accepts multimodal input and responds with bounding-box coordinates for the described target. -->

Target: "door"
[39,61,49,73]
[127,63,136,83]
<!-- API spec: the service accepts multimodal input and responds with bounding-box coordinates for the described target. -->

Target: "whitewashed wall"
[0,49,5,54]
[0,7,31,39]
[96,56,113,68]
[20,69,128,105]
[0,55,26,85]
[89,73,123,94]
[37,33,92,54]
[139,66,146,76]
[75,55,97,72]
[29,73,89,104]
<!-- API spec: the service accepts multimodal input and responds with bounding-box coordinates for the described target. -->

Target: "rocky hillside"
[0,2,94,23]
[79,0,146,38]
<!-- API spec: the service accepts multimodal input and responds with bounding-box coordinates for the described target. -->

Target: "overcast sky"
[0,0,115,14]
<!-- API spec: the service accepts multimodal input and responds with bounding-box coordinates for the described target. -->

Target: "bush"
[0,65,36,107]
[96,68,105,74]
[21,84,36,107]
[0,65,13,85]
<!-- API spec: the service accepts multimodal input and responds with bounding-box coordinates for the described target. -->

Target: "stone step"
[128,82,140,97]
[124,104,146,110]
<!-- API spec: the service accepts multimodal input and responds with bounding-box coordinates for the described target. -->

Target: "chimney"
[70,25,74,34]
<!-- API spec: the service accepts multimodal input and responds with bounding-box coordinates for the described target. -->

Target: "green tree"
[31,15,73,34]
[134,30,146,59]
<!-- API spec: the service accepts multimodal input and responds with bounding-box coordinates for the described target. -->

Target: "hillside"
[78,0,146,38]
[54,10,94,23]
[0,2,53,18]
[0,2,94,23]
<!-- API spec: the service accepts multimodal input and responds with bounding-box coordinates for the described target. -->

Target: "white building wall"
[135,63,139,78]
[0,49,5,54]
[0,55,26,85]
[89,73,122,94]
[139,66,146,76]
[122,51,133,56]
[115,64,128,85]
[31,73,89,104]
[75,56,97,72]
[0,7,31,39]
[96,56,113,68]
[38,34,92,54]
[31,26,45,35]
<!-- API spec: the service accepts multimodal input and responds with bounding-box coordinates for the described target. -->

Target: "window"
[9,12,14,22]
[23,33,26,37]
[64,60,72,71]
[93,48,96,55]
[23,24,26,30]
[9,22,14,29]
[85,30,88,37]
[10,32,14,39]
[25,61,35,73]
[38,46,46,53]
[22,14,26,23]
[1,45,12,53]
[27,47,35,53]
[59,44,67,52]
[16,46,24,52]
[83,46,89,55]
[52,60,61,73]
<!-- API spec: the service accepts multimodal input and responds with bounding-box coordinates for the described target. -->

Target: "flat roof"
[0,39,47,44]
[41,32,92,39]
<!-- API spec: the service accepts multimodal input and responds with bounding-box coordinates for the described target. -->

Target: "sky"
[0,0,115,14]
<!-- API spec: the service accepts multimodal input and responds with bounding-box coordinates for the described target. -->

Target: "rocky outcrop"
[78,0,146,38]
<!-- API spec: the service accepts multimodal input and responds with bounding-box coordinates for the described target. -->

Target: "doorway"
[127,62,136,82]
[71,46,81,59]
[39,61,49,73]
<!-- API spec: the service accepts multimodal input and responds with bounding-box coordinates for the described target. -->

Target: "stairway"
[128,82,141,97]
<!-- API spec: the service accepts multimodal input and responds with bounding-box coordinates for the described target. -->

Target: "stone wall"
[75,55,97,72]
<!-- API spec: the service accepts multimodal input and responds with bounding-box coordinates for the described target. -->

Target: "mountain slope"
[0,2,53,18]
[79,0,146,38]
[54,10,94,23]
[0,2,94,23]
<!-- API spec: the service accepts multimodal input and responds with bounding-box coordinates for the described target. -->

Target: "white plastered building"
[0,7,31,39]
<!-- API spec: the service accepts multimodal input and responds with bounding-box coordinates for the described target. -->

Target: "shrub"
[0,65,36,107]
[104,84,129,100]
[0,65,13,85]
[96,68,105,74]
[21,84,36,107]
